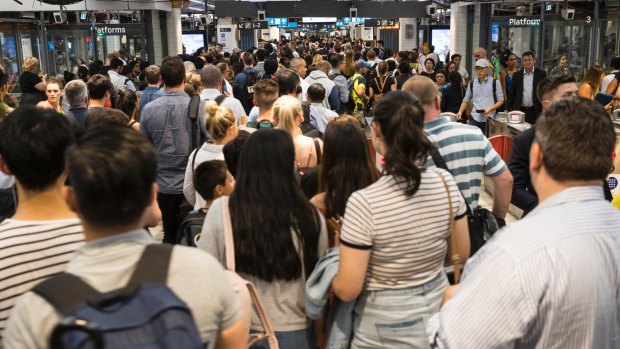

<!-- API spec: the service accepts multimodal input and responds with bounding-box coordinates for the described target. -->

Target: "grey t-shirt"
[198,197,328,332]
[3,230,239,349]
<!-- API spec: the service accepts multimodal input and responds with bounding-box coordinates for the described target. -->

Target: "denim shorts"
[351,272,448,349]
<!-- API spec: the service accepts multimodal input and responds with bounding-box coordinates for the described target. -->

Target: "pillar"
[166,1,183,56]
[399,18,417,51]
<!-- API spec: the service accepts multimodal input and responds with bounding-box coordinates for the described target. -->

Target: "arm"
[507,132,538,213]
[453,217,470,264]
[490,169,514,219]
[356,84,368,102]
[331,245,371,302]
[606,79,618,95]
[34,81,46,91]
[216,317,248,349]
[328,86,340,111]
[183,150,197,206]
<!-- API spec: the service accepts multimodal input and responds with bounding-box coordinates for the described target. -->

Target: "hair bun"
[204,100,220,116]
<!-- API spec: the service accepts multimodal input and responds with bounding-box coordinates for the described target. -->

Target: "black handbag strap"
[188,94,201,150]
[34,244,174,315]
[313,138,322,165]
[430,147,472,215]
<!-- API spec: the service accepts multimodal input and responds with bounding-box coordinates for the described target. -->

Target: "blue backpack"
[33,244,204,349]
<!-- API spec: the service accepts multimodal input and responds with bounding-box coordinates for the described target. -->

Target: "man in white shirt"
[107,58,135,93]
[200,65,246,125]
[601,55,620,92]
[290,58,309,102]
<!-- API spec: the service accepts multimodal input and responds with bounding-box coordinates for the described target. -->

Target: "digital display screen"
[511,114,521,121]
[182,34,205,55]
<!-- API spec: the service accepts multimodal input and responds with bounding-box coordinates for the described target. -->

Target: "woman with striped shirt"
[331,91,470,348]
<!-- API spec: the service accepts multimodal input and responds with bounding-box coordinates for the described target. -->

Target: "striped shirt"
[340,169,466,291]
[424,116,507,209]
[429,186,620,348]
[0,219,83,342]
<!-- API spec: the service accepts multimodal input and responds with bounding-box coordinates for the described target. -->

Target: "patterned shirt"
[424,116,507,209]
[429,186,620,348]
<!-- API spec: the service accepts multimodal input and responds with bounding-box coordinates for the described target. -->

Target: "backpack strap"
[220,196,235,272]
[126,244,174,286]
[492,78,497,104]
[214,94,226,106]
[188,94,201,150]
[313,138,322,165]
[191,148,200,174]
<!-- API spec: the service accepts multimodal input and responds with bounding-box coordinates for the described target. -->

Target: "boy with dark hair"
[247,79,278,129]
[307,83,338,134]
[0,107,83,341]
[4,124,246,348]
[140,65,164,114]
[87,74,112,109]
[141,56,206,244]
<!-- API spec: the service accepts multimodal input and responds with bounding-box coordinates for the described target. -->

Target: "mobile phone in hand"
[476,109,485,114]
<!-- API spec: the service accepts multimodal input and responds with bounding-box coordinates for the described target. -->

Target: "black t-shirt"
[370,76,395,95]
[420,71,437,82]
[396,74,412,90]
[19,71,44,94]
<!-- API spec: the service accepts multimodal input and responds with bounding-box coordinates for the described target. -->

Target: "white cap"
[475,59,490,68]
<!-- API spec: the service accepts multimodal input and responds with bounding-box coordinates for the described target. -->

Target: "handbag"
[436,171,462,283]
[221,196,280,349]
[430,147,500,256]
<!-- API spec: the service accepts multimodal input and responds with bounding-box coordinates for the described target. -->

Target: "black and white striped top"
[340,169,467,290]
[0,219,83,340]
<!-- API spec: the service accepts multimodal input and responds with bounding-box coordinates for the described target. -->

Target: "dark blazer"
[506,67,547,115]
[440,84,465,114]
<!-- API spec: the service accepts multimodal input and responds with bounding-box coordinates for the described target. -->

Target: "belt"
[521,106,534,110]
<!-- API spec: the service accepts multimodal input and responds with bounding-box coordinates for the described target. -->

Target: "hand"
[456,112,462,121]
[441,285,459,307]
[333,229,341,248]
[483,108,491,116]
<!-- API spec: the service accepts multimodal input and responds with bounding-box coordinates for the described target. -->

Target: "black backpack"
[300,102,321,138]
[233,71,259,115]
[177,209,207,246]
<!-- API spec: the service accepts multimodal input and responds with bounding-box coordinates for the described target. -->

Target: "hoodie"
[305,70,340,111]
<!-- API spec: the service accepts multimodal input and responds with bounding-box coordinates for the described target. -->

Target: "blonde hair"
[22,57,39,72]
[312,54,323,65]
[186,73,201,93]
[204,101,236,141]
[273,95,302,133]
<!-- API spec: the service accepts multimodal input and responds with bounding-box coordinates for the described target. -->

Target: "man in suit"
[507,51,547,124]
[508,75,613,217]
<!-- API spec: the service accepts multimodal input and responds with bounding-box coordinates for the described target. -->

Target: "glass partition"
[45,26,92,76]
[95,25,144,62]
[542,19,593,81]
[0,23,19,84]
[599,18,619,69]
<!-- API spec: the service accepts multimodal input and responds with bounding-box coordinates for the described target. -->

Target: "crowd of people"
[0,34,619,349]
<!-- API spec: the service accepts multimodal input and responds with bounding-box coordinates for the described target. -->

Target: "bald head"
[402,76,438,106]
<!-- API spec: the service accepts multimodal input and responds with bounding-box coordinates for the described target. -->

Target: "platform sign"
[237,21,268,30]
[364,19,396,27]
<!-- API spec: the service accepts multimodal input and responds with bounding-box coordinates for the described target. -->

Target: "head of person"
[194,160,235,202]
[77,65,89,82]
[425,58,435,71]
[316,61,330,74]
[129,60,141,76]
[44,77,63,105]
[370,91,432,196]
[397,51,409,63]
[610,55,620,70]
[144,65,161,86]
[231,128,320,282]
[502,53,518,68]
[473,47,487,60]
[105,53,116,65]
[0,66,8,98]
[264,58,278,76]
[276,69,301,97]
[435,70,447,85]
[307,83,326,104]
[290,57,308,78]
[200,64,223,90]
[447,71,463,89]
[89,61,103,76]
[558,55,568,67]
[22,57,39,73]
[0,107,76,193]
[474,59,490,79]
[223,130,251,178]
[117,89,139,119]
[65,123,157,231]
[312,54,323,66]
[87,74,113,102]
[216,43,223,53]
[532,97,615,193]
[366,50,376,62]
[398,61,412,76]
[253,79,279,111]
[110,57,124,72]
[319,118,379,218]
[537,75,578,109]
[204,101,237,143]
[446,61,457,73]
[242,52,254,68]
[330,55,345,73]
[451,53,462,67]
[64,79,88,109]
[402,76,439,115]
[183,60,197,75]
[376,61,388,77]
[273,95,302,133]
[522,51,536,71]
[84,108,130,129]
[160,56,186,88]
[354,60,367,75]
[583,65,605,90]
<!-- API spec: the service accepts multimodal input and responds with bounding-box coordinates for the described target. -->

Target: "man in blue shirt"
[456,59,504,134]
[140,57,205,244]
[139,65,164,116]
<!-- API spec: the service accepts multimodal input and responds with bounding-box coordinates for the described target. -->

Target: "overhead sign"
[508,16,541,27]
[237,21,268,30]
[267,17,287,27]
[364,19,397,27]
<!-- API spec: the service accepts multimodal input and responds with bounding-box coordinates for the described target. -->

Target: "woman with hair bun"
[331,91,470,347]
[183,100,238,210]
[273,95,323,173]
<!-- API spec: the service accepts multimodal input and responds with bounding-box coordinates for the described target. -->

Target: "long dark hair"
[448,71,464,97]
[319,120,379,218]
[230,129,322,282]
[372,91,433,196]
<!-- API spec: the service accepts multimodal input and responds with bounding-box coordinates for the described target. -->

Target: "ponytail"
[373,91,433,197]
[204,101,236,141]
[273,95,302,134]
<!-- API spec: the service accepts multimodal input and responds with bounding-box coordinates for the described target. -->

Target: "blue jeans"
[469,118,487,136]
[351,272,448,349]
[250,327,314,349]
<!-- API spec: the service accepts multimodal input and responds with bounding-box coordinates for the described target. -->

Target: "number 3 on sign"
[586,16,592,23]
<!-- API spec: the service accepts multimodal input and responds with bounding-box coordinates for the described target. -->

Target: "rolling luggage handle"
[221,197,280,349]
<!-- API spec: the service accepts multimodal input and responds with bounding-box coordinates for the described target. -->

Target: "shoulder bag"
[436,171,462,284]
[221,197,280,349]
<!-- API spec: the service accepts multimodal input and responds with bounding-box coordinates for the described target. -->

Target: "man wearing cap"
[348,61,370,126]
[456,59,504,134]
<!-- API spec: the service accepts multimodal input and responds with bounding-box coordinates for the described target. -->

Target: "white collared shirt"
[522,68,535,107]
